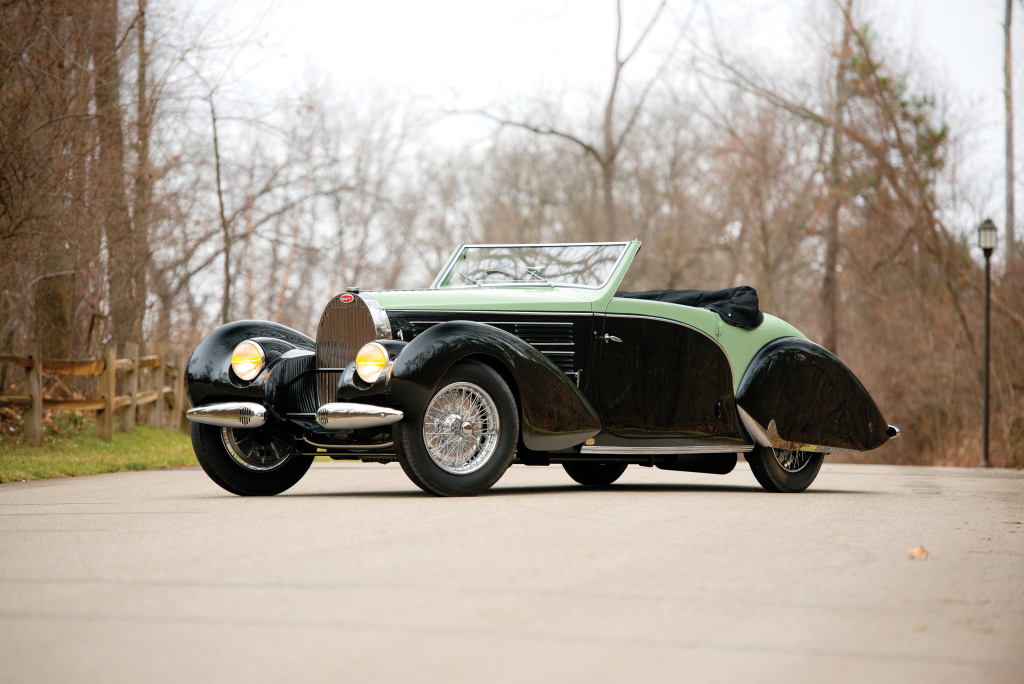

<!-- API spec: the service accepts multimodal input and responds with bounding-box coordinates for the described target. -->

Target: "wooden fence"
[0,341,188,445]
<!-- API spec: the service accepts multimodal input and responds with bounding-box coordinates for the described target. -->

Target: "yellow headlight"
[231,340,265,381]
[355,342,389,383]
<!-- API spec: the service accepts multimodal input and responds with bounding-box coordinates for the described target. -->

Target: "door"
[595,315,740,439]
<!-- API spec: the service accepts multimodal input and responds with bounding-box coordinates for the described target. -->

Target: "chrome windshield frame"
[432,241,632,291]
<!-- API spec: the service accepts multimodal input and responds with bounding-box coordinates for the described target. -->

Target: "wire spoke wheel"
[221,427,295,472]
[773,447,812,473]
[422,382,500,475]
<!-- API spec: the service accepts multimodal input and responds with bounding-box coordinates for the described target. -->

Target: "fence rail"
[0,341,187,445]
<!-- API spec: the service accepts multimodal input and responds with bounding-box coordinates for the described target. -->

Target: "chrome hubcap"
[221,428,295,472]
[774,448,811,473]
[423,382,500,475]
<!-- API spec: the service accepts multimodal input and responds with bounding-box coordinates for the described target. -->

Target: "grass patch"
[0,418,195,483]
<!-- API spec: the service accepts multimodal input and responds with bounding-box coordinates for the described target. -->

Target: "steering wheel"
[483,269,518,281]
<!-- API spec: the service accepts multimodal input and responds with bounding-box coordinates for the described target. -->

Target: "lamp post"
[978,218,998,468]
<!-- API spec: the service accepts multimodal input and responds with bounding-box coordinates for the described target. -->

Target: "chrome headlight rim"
[231,340,266,382]
[355,341,389,383]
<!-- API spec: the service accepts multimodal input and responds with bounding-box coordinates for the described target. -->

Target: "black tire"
[395,360,518,497]
[190,422,314,496]
[745,446,823,493]
[562,462,628,486]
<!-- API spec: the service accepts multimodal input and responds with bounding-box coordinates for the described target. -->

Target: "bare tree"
[1006,0,1017,265]
[471,0,673,240]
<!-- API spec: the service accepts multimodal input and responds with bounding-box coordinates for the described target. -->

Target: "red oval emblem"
[340,293,354,303]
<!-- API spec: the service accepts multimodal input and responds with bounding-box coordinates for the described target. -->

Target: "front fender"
[736,338,889,452]
[389,320,601,451]
[186,320,315,408]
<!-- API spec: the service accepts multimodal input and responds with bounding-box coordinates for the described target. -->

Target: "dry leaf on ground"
[908,546,930,560]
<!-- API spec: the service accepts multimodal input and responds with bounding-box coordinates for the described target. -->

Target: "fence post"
[23,340,43,446]
[120,342,139,433]
[96,344,117,440]
[148,343,166,428]
[171,352,187,433]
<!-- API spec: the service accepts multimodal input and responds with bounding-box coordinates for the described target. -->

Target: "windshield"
[436,243,628,289]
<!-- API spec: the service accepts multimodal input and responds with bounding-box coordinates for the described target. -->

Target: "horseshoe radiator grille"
[314,294,391,406]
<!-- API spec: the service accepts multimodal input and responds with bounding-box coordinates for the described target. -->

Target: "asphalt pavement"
[0,460,1021,683]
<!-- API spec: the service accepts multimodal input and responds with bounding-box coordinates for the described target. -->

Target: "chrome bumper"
[186,402,267,428]
[316,402,403,430]
[187,401,404,431]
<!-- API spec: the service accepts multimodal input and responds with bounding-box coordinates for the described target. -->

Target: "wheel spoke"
[221,428,294,472]
[422,381,500,475]
[774,448,810,473]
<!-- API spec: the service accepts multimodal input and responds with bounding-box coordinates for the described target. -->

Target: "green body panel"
[369,286,597,312]
[369,239,804,391]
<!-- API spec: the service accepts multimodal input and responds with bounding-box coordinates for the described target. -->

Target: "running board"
[580,444,753,455]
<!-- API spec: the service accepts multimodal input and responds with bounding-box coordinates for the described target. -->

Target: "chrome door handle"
[602,334,622,343]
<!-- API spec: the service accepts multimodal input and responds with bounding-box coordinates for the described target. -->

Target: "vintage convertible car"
[186,241,898,496]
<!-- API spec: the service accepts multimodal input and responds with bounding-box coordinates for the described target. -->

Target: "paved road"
[0,461,1021,683]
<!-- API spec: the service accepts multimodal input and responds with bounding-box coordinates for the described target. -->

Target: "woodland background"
[1,0,1022,466]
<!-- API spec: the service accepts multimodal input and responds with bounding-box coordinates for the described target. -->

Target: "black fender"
[186,320,315,409]
[735,338,889,452]
[388,320,601,451]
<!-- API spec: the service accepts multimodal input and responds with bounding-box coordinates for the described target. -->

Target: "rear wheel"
[190,422,313,496]
[395,360,518,496]
[745,446,823,493]
[563,462,628,486]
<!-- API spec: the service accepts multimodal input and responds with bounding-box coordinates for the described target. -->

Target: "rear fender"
[389,320,601,451]
[735,338,889,452]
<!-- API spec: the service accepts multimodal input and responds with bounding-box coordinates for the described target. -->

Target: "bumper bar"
[187,401,405,431]
[186,402,267,428]
[316,402,404,430]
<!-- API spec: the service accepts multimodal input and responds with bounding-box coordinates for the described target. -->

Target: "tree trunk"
[822,0,854,353]
[601,162,617,241]
[132,0,152,342]
[1006,0,1016,265]
[34,261,71,359]
[70,31,97,358]
[211,97,231,324]
[94,0,139,344]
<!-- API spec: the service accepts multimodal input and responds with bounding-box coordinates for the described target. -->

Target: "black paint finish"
[388,310,594,389]
[595,316,743,440]
[186,320,315,410]
[388,320,602,451]
[654,454,738,474]
[263,350,317,416]
[736,338,890,451]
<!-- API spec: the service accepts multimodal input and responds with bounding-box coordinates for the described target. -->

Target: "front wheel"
[191,423,313,496]
[745,446,823,493]
[395,360,518,496]
[563,462,628,486]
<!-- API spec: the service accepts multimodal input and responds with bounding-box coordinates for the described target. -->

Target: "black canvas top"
[614,286,765,330]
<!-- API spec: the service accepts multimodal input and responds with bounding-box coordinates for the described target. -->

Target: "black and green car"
[186,241,898,496]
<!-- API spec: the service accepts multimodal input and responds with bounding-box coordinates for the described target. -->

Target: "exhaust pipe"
[316,403,403,430]
[187,402,267,428]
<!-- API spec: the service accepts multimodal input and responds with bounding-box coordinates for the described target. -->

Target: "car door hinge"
[716,319,723,337]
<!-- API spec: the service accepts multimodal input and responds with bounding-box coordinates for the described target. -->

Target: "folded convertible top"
[613,285,765,330]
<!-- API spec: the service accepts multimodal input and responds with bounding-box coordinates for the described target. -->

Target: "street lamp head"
[978,218,998,253]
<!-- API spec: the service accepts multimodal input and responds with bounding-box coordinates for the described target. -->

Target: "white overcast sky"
[209,0,1018,233]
